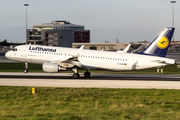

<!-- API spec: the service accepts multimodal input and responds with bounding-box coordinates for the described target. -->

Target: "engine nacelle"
[42,62,60,73]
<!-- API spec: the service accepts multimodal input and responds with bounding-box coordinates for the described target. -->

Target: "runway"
[1,72,180,89]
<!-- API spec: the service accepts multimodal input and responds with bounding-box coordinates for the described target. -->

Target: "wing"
[60,45,84,68]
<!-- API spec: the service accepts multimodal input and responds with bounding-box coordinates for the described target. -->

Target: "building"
[73,41,180,53]
[73,43,130,51]
[27,20,90,47]
[73,39,151,51]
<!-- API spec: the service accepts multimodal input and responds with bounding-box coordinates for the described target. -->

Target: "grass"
[0,63,180,119]
[0,63,43,72]
[0,63,180,74]
[1,86,180,119]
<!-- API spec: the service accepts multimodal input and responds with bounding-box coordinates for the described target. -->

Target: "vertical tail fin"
[138,27,175,57]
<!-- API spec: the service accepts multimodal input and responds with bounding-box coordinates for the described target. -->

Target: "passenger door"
[132,56,139,70]
[21,47,27,57]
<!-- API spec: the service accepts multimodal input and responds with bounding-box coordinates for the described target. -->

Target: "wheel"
[24,69,28,73]
[73,73,80,79]
[84,72,91,78]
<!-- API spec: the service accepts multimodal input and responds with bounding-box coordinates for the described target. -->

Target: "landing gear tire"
[24,69,28,73]
[84,71,91,78]
[73,73,80,79]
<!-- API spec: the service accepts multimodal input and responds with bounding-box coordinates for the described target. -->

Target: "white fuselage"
[5,45,175,71]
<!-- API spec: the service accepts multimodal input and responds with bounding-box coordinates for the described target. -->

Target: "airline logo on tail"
[157,36,169,49]
[139,27,175,57]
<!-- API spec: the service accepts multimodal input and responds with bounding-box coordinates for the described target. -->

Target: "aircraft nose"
[5,51,11,58]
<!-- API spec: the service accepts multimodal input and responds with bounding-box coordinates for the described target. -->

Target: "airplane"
[5,27,176,79]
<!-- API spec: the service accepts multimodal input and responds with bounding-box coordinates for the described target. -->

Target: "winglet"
[123,44,131,52]
[116,44,131,53]
[73,45,84,57]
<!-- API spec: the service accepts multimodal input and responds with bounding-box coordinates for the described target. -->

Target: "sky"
[0,0,180,43]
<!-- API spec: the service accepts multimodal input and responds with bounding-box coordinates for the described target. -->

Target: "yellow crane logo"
[157,36,169,49]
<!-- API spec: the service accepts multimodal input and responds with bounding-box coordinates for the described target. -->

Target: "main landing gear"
[84,70,91,78]
[72,67,91,79]
[24,63,29,73]
[72,67,79,79]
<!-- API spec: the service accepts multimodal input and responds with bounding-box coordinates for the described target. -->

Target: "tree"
[0,39,25,46]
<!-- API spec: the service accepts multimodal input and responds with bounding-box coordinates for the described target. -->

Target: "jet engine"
[42,62,61,73]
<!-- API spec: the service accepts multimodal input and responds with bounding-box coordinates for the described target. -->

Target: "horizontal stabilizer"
[151,59,176,64]
[151,60,165,63]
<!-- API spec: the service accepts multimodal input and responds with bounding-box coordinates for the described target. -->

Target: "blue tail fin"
[138,27,175,57]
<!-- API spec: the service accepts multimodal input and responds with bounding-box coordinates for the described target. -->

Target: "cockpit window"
[12,48,17,52]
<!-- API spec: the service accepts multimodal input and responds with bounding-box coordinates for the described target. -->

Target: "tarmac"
[1,72,180,89]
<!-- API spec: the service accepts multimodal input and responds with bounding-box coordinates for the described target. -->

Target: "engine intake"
[42,62,60,73]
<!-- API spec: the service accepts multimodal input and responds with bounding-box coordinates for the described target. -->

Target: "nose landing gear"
[24,63,29,73]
